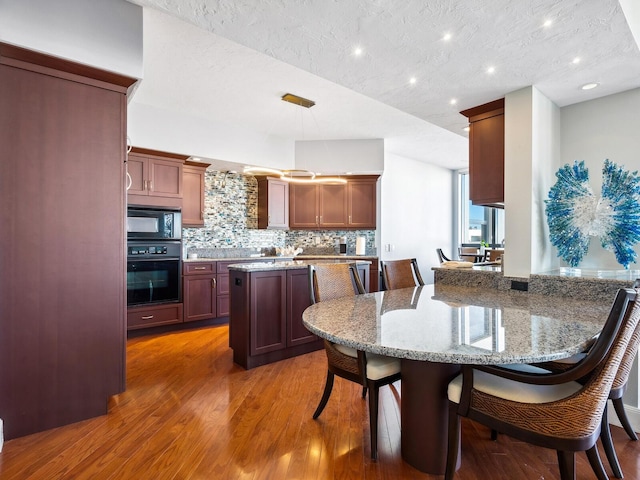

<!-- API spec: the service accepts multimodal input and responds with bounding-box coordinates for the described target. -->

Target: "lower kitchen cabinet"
[229,268,323,369]
[127,303,183,330]
[183,261,217,322]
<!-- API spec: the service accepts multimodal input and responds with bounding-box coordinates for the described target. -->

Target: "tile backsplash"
[182,171,376,257]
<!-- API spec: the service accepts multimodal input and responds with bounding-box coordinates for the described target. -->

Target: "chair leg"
[613,397,639,441]
[445,403,461,480]
[490,429,498,441]
[601,404,624,478]
[362,386,368,399]
[556,451,576,480]
[585,446,608,480]
[312,371,334,419]
[367,380,379,460]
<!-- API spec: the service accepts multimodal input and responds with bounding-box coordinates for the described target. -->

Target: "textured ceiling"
[128,0,640,171]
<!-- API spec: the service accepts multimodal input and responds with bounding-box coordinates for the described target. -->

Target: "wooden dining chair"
[445,287,640,480]
[436,248,453,263]
[380,258,425,290]
[486,249,503,262]
[530,279,640,478]
[458,246,485,262]
[308,263,401,460]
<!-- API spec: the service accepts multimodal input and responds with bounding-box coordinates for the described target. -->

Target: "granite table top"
[227,259,372,272]
[302,284,612,365]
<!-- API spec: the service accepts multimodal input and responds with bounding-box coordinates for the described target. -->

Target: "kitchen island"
[228,259,370,369]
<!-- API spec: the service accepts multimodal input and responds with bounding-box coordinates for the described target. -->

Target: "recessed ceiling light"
[543,19,553,28]
[191,157,201,162]
[487,66,496,74]
[463,126,470,132]
[409,77,417,85]
[354,47,363,56]
[572,57,581,64]
[450,98,458,105]
[581,82,599,90]
[443,33,452,41]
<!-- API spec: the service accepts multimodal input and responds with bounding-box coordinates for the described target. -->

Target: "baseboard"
[608,400,640,434]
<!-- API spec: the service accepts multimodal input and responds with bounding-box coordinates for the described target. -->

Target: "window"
[458,172,504,247]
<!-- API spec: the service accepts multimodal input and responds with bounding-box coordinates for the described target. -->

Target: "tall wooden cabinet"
[257,176,289,229]
[461,99,505,207]
[0,43,136,440]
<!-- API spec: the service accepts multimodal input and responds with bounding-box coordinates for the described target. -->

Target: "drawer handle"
[194,266,207,270]
[212,278,217,288]
[141,315,154,320]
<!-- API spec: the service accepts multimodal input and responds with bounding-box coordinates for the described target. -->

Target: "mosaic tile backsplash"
[182,171,376,258]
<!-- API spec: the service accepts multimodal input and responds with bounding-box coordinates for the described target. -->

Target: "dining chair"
[380,258,425,290]
[308,263,401,460]
[445,287,640,480]
[530,279,640,478]
[486,249,503,262]
[436,248,453,263]
[458,246,485,262]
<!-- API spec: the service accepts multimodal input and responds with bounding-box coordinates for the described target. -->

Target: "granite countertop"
[228,259,372,272]
[302,284,610,365]
[184,254,378,263]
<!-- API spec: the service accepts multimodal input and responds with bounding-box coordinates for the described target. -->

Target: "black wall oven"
[127,240,182,306]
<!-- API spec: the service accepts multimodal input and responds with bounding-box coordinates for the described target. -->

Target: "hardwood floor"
[1,324,639,479]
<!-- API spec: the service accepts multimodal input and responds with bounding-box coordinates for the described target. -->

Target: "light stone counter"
[227,259,371,272]
[302,283,610,365]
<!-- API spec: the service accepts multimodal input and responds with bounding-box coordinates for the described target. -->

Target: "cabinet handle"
[148,180,153,191]
[201,210,204,220]
[349,215,352,224]
[212,278,217,288]
[319,215,323,224]
[315,215,318,225]
[141,315,154,320]
[193,266,207,270]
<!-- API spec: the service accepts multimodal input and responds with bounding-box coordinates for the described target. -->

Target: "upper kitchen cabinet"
[183,160,210,227]
[257,176,289,229]
[127,147,186,208]
[289,175,378,229]
[460,99,504,207]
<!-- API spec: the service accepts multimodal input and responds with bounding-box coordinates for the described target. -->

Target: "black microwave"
[127,206,182,240]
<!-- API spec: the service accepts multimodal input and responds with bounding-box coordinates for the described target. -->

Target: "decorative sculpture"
[545,159,640,268]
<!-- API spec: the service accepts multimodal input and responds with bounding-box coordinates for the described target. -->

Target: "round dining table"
[302,283,612,474]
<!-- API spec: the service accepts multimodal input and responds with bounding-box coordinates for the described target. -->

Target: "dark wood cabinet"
[289,176,378,229]
[127,303,183,329]
[461,99,505,207]
[229,267,323,369]
[182,161,210,227]
[0,43,136,440]
[127,147,185,208]
[347,177,378,228]
[257,176,289,229]
[183,261,217,322]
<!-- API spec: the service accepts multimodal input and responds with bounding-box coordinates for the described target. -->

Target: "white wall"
[128,102,295,168]
[559,88,640,270]
[381,153,454,284]
[0,0,143,79]
[295,139,384,174]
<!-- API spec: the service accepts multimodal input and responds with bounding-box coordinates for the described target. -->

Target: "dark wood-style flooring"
[1,324,638,479]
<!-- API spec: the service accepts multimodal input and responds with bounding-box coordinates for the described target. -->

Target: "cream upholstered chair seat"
[333,344,401,380]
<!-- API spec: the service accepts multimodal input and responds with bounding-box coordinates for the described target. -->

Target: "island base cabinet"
[230,269,322,369]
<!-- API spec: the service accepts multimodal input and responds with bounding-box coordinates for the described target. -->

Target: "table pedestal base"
[401,360,461,474]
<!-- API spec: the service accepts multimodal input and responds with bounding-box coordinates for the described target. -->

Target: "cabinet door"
[258,177,289,229]
[289,184,319,228]
[319,184,348,227]
[183,274,217,322]
[149,158,183,198]
[469,112,504,205]
[183,165,206,227]
[286,269,316,347]
[348,179,377,228]
[250,271,286,355]
[127,153,148,196]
